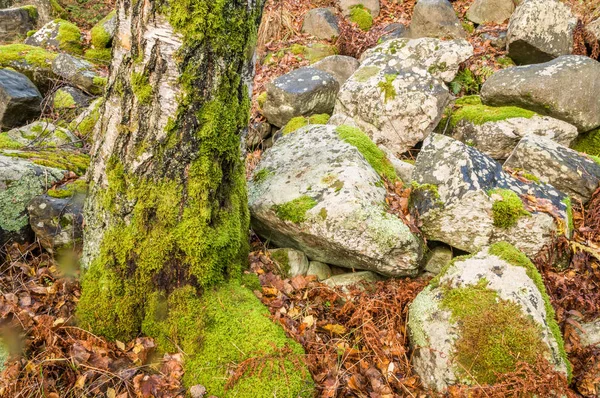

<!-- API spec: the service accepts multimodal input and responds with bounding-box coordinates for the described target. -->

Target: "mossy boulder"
[25,19,83,55]
[68,97,102,143]
[249,124,423,277]
[51,53,106,95]
[85,10,116,64]
[51,85,91,121]
[0,6,38,42]
[410,134,571,257]
[408,0,465,39]
[408,243,570,391]
[3,120,79,148]
[0,44,57,92]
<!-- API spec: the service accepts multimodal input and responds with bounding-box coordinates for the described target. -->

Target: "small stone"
[189,384,207,398]
[268,248,310,278]
[5,121,78,147]
[478,29,507,49]
[246,121,272,149]
[306,261,332,281]
[323,271,383,289]
[423,245,453,275]
[0,68,41,129]
[302,8,339,40]
[378,23,408,43]
[311,55,360,86]
[507,0,576,65]
[408,0,465,39]
[578,318,600,348]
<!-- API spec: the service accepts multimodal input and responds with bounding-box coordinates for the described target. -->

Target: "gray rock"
[423,245,452,274]
[27,181,85,252]
[52,85,91,120]
[505,134,600,204]
[246,121,272,149]
[302,8,339,40]
[507,0,576,65]
[0,6,37,42]
[306,261,332,281]
[25,19,82,54]
[6,0,53,26]
[451,114,578,160]
[249,124,423,277]
[408,0,465,39]
[385,150,415,182]
[408,244,569,391]
[481,56,600,132]
[410,134,570,257]
[0,154,65,244]
[52,53,106,95]
[578,318,600,348]
[5,120,78,147]
[378,23,408,43]
[0,68,41,130]
[478,29,508,49]
[263,67,338,128]
[339,0,379,18]
[311,55,360,86]
[467,0,515,25]
[332,38,473,155]
[269,248,310,278]
[323,271,382,289]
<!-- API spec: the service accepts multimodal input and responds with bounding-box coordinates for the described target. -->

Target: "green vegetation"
[281,114,330,135]
[489,189,531,229]
[0,133,23,149]
[85,48,111,64]
[441,279,547,385]
[571,128,600,157]
[454,95,482,106]
[273,196,318,223]
[461,21,475,34]
[131,72,152,104]
[54,19,83,55]
[53,90,76,109]
[562,197,574,233]
[446,104,536,130]
[90,11,115,49]
[336,125,398,182]
[256,91,267,109]
[497,56,515,68]
[488,242,571,379]
[377,74,397,103]
[271,249,291,276]
[252,168,273,183]
[20,5,38,20]
[1,150,89,175]
[349,5,373,31]
[0,44,57,70]
[47,179,88,198]
[449,68,493,95]
[69,99,102,140]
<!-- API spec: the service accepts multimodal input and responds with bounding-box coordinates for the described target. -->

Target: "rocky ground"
[0,0,600,396]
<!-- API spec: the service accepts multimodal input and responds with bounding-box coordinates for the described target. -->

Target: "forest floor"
[1,0,600,396]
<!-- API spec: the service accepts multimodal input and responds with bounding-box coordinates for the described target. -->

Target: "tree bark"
[78,0,262,341]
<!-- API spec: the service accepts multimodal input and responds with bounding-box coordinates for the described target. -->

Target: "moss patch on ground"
[571,128,600,157]
[349,5,373,31]
[274,196,317,223]
[336,125,398,182]
[489,189,530,229]
[0,133,24,150]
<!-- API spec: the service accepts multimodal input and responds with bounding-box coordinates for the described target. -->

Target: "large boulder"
[302,8,339,40]
[27,179,86,252]
[311,55,360,86]
[410,134,570,257]
[0,68,41,130]
[85,10,116,63]
[3,120,78,148]
[466,0,514,25]
[0,44,56,92]
[330,38,472,155]
[505,134,600,204]
[248,124,423,277]
[481,56,600,132]
[0,154,65,244]
[262,67,339,127]
[0,6,37,42]
[408,243,569,391]
[448,99,579,160]
[52,53,106,95]
[25,19,83,55]
[408,0,465,39]
[51,85,91,121]
[506,0,576,65]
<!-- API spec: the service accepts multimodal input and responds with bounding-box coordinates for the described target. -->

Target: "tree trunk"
[78,0,261,342]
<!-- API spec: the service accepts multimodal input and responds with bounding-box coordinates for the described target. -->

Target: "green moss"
[562,197,574,233]
[1,149,89,175]
[183,282,313,397]
[353,65,380,82]
[521,172,539,183]
[336,125,398,182]
[308,114,330,124]
[319,207,327,220]
[441,280,547,385]
[304,43,336,64]
[49,0,67,19]
[0,44,57,70]
[85,48,111,64]
[571,128,600,157]
[0,133,24,149]
[455,95,482,106]
[448,104,536,130]
[282,116,308,135]
[54,19,83,55]
[26,30,36,37]
[497,56,515,68]
[252,168,273,183]
[90,10,115,49]
[93,76,107,87]
[69,99,102,140]
[461,21,475,34]
[47,179,88,198]
[274,196,317,223]
[271,249,291,276]
[53,90,76,109]
[131,72,152,104]
[20,5,38,20]
[377,74,397,103]
[489,189,530,229]
[256,91,267,109]
[488,242,571,379]
[349,5,373,31]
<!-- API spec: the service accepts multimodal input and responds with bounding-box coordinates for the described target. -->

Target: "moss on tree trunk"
[77,0,314,395]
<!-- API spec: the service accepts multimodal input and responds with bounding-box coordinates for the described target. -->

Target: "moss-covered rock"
[408,243,570,391]
[349,5,373,31]
[25,19,83,55]
[0,44,57,91]
[281,113,330,135]
[571,127,600,157]
[2,121,79,148]
[90,10,116,49]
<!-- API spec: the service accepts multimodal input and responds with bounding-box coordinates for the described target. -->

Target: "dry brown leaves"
[0,242,186,398]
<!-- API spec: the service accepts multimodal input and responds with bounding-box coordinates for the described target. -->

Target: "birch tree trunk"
[78,0,261,342]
